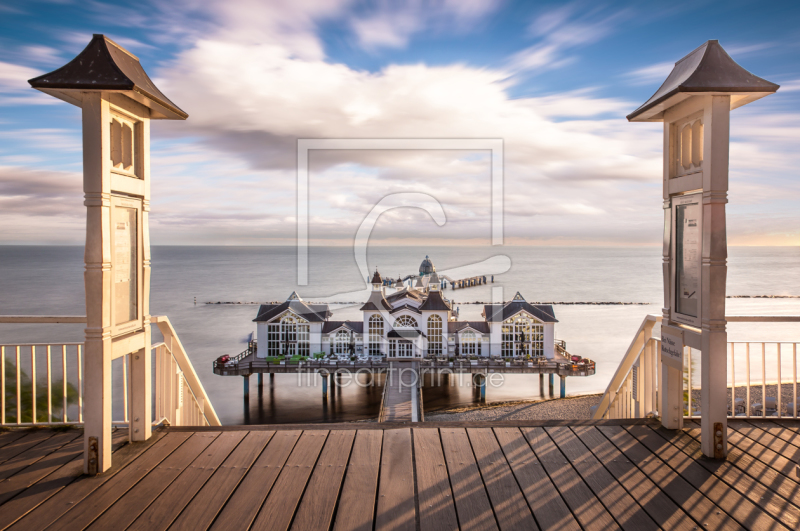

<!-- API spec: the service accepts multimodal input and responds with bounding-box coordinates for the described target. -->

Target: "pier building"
[253,266,559,360]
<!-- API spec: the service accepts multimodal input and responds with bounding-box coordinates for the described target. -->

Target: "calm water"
[1,245,798,424]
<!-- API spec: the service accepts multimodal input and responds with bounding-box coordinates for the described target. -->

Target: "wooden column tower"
[29,35,188,473]
[628,40,778,457]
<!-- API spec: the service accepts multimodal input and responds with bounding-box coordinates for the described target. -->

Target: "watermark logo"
[296,138,510,312]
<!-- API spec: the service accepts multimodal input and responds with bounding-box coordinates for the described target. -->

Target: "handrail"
[152,315,221,426]
[592,314,661,420]
[597,314,800,422]
[726,316,800,322]
[0,316,87,324]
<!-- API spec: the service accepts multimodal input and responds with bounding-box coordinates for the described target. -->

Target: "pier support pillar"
[257,373,263,387]
[560,376,566,398]
[321,373,328,399]
[270,373,274,382]
[243,375,250,400]
[539,374,545,397]
[548,374,554,397]
[479,375,486,402]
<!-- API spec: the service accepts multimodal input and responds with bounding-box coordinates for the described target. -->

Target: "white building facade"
[254,259,558,360]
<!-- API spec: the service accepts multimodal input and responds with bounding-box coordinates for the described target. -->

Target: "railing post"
[129,346,151,441]
[661,360,683,430]
[643,339,653,415]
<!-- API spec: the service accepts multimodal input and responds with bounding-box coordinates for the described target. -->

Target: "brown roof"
[483,301,558,323]
[29,34,187,120]
[359,290,391,312]
[448,321,490,334]
[628,40,778,122]
[322,321,364,334]
[371,269,382,284]
[419,290,451,312]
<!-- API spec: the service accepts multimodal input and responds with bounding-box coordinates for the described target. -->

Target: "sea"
[1,245,798,424]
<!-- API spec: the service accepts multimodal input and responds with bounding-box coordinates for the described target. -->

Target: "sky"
[0,0,799,247]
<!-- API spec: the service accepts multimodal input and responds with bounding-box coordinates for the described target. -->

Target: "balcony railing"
[1,315,219,428]
[593,314,800,421]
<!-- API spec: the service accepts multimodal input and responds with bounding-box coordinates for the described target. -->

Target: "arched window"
[331,329,351,355]
[393,315,418,328]
[267,313,309,357]
[427,314,443,356]
[460,329,481,356]
[368,314,384,355]
[501,314,543,357]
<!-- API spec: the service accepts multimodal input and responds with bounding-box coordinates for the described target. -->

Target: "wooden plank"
[726,425,800,486]
[169,431,273,531]
[374,429,416,531]
[626,425,782,530]
[467,428,537,530]
[522,427,618,531]
[0,431,55,466]
[440,427,497,531]
[0,432,29,451]
[493,427,579,531]
[250,430,329,531]
[571,426,692,530]
[412,428,458,531]
[7,430,179,531]
[0,431,85,506]
[84,432,226,531]
[0,431,81,482]
[546,426,657,531]
[207,431,301,531]
[291,430,356,531]
[675,426,800,529]
[731,420,800,457]
[684,424,800,514]
[164,418,659,432]
[745,419,800,449]
[332,430,382,531]
[0,430,129,531]
[598,425,740,530]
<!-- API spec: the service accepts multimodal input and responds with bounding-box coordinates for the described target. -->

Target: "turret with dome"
[419,255,435,276]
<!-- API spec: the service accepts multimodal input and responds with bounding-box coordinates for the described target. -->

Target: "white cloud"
[508,3,630,74]
[624,61,674,85]
[348,0,498,51]
[0,61,54,105]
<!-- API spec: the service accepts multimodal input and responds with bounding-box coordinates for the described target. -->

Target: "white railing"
[0,315,220,427]
[592,314,661,420]
[0,343,84,425]
[594,315,800,421]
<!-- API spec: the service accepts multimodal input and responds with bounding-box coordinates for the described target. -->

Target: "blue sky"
[1,0,799,246]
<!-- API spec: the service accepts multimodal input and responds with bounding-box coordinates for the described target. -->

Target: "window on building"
[368,314,384,355]
[331,329,351,355]
[394,315,418,328]
[501,314,544,357]
[267,314,310,357]
[461,329,481,356]
[427,314,443,356]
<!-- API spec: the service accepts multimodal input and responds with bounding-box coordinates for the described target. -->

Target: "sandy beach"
[425,394,603,421]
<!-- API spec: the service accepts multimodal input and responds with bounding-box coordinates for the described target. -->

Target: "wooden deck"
[1,419,799,530]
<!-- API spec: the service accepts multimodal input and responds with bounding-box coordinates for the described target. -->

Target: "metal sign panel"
[671,192,702,327]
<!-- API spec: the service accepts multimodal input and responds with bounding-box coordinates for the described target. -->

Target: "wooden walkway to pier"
[379,362,421,422]
[1,419,799,530]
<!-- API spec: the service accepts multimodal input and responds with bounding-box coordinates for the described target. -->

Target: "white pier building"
[254,257,559,360]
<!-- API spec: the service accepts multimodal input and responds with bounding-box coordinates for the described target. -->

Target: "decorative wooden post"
[628,40,778,457]
[30,35,188,473]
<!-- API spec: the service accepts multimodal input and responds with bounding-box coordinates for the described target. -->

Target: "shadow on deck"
[1,419,798,530]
